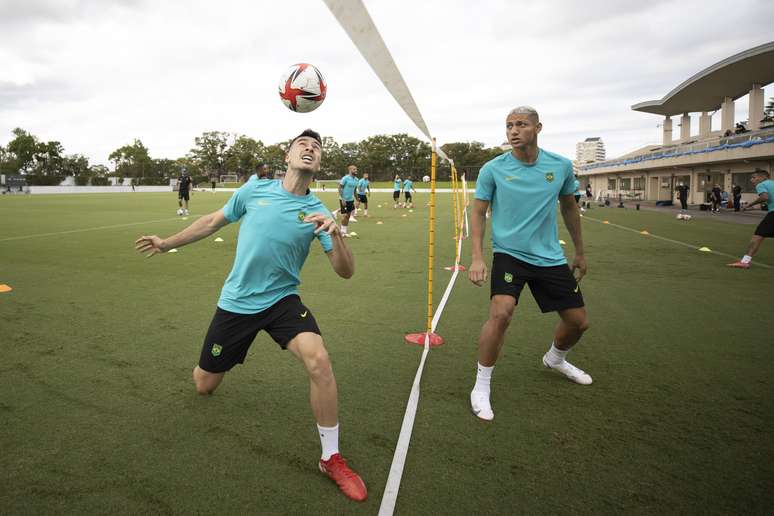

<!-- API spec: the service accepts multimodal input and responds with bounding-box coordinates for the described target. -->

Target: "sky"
[1,0,772,166]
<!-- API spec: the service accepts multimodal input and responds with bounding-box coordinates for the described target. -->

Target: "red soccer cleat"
[726,261,751,269]
[318,453,368,502]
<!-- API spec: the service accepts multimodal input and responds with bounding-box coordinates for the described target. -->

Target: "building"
[579,41,774,207]
[576,137,606,163]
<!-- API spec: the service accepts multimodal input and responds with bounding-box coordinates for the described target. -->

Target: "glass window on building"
[633,177,645,190]
[732,173,757,193]
[620,178,631,190]
[607,178,617,190]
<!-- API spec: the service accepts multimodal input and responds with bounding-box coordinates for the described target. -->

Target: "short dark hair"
[753,168,770,178]
[255,162,265,170]
[290,129,322,148]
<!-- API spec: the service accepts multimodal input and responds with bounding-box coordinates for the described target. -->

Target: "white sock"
[364,209,368,215]
[341,225,348,234]
[741,255,752,264]
[545,343,568,365]
[473,362,494,395]
[317,423,339,461]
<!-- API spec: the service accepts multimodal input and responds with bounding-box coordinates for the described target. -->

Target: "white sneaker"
[350,216,358,222]
[542,354,592,385]
[470,390,494,421]
[184,209,190,215]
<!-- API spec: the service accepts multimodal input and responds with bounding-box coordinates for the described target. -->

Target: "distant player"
[573,175,583,211]
[676,182,689,212]
[134,129,366,501]
[355,172,371,216]
[468,106,592,422]
[393,175,402,208]
[338,165,359,236]
[256,162,269,179]
[176,168,193,215]
[403,177,415,209]
[584,183,592,209]
[728,169,773,269]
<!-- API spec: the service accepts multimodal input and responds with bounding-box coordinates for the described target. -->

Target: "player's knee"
[306,348,333,381]
[576,318,590,333]
[490,306,514,327]
[195,381,215,395]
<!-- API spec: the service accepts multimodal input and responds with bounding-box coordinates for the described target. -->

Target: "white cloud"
[0,0,772,166]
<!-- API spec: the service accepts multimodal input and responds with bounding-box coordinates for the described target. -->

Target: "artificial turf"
[1,190,772,514]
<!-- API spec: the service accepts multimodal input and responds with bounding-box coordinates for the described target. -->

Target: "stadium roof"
[632,41,774,116]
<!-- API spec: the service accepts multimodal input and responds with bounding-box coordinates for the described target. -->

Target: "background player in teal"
[134,130,367,502]
[468,106,592,422]
[393,174,402,208]
[728,168,774,269]
[402,177,415,209]
[338,165,359,236]
[355,172,371,217]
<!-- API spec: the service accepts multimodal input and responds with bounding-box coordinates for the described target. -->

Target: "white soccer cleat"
[542,354,592,385]
[184,209,190,216]
[470,390,494,421]
[350,216,358,222]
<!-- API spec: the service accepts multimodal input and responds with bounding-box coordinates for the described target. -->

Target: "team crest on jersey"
[545,172,555,183]
[504,272,513,283]
[211,343,222,357]
[297,211,306,222]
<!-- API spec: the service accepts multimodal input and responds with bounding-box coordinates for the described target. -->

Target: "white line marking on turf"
[583,215,773,269]
[0,216,199,243]
[379,236,465,516]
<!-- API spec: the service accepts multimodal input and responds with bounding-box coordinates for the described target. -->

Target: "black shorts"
[490,252,584,313]
[178,189,190,201]
[393,191,400,200]
[198,295,321,373]
[404,192,412,201]
[339,200,355,214]
[357,194,368,204]
[754,211,774,237]
[574,195,581,203]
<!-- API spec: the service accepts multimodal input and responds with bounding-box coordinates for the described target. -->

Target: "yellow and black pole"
[444,163,466,272]
[405,138,444,347]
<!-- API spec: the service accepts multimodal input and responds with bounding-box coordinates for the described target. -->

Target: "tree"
[189,131,231,177]
[262,144,287,176]
[6,128,39,173]
[108,139,153,178]
[225,135,265,177]
[60,154,89,177]
[33,140,64,176]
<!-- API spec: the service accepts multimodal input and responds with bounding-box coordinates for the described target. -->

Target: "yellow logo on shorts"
[300,311,308,318]
[545,172,555,183]
[211,343,222,357]
[504,272,513,283]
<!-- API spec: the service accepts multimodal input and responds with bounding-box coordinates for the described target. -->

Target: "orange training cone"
[405,332,444,347]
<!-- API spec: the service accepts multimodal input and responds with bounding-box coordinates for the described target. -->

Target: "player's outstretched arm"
[468,199,489,286]
[135,209,230,257]
[559,194,586,281]
[743,192,768,210]
[304,213,354,279]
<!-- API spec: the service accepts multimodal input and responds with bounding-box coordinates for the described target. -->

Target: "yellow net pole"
[426,139,437,334]
[451,164,459,245]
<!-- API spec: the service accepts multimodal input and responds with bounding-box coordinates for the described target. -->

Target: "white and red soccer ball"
[278,63,327,113]
[676,213,692,220]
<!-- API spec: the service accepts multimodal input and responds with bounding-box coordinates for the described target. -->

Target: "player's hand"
[304,213,339,236]
[468,259,488,286]
[135,235,167,257]
[571,254,587,282]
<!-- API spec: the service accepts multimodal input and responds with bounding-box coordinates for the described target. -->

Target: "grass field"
[1,190,773,515]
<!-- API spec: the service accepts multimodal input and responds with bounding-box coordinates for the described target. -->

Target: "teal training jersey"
[403,179,414,191]
[218,178,333,314]
[573,178,580,196]
[340,175,358,201]
[357,178,370,194]
[755,179,774,212]
[393,179,402,191]
[475,149,576,267]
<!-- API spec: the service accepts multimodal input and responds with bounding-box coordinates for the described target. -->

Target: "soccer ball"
[176,208,184,216]
[422,175,430,183]
[278,63,327,113]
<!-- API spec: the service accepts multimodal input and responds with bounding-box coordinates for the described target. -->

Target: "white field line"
[378,236,465,516]
[582,215,773,270]
[0,216,196,243]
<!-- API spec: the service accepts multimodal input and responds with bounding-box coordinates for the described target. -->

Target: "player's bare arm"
[559,194,586,281]
[468,198,489,286]
[135,209,230,257]
[743,192,768,210]
[304,213,355,278]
